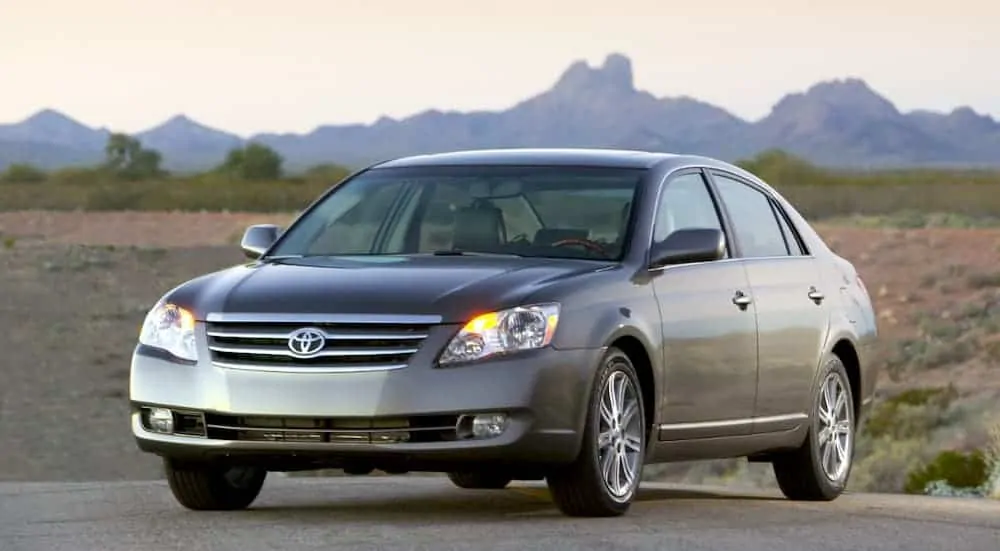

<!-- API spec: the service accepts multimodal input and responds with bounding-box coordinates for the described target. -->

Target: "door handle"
[807,286,825,304]
[732,290,752,310]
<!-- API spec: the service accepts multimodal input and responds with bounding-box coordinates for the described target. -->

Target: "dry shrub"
[987,422,1000,499]
[850,438,927,493]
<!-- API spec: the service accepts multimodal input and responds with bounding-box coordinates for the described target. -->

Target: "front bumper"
[130,325,602,467]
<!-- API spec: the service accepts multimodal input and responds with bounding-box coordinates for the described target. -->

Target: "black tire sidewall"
[164,460,266,510]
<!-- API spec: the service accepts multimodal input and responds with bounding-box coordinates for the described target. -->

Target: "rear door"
[707,171,831,433]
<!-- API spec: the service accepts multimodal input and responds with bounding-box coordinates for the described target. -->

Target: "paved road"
[2,476,998,551]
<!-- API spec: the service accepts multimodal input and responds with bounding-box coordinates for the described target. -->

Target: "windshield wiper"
[258,254,304,263]
[430,250,526,258]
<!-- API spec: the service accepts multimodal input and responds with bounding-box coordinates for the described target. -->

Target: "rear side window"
[771,200,807,256]
[711,173,790,258]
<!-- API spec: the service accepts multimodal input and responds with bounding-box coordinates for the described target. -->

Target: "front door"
[649,170,760,440]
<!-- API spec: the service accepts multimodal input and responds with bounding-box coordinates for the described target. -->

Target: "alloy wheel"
[597,370,643,501]
[815,372,853,483]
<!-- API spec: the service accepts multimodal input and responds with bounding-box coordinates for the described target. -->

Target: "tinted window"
[711,174,790,258]
[771,201,806,255]
[652,172,727,256]
[269,165,643,261]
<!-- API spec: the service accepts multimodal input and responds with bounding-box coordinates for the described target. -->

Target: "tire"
[446,470,513,489]
[772,354,856,501]
[164,459,267,511]
[546,347,646,517]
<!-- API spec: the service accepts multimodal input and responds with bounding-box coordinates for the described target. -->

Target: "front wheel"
[546,347,646,517]
[164,459,267,511]
[772,354,856,501]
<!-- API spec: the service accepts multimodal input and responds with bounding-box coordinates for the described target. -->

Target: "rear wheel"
[446,470,513,489]
[546,347,646,517]
[164,459,267,511]
[772,355,856,501]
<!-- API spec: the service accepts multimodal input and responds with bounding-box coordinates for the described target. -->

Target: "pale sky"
[1,0,997,136]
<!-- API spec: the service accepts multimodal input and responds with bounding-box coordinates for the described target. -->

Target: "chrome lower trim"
[658,413,808,431]
[211,361,408,374]
[204,424,451,434]
[205,312,444,324]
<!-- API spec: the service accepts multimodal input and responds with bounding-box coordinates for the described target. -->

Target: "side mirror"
[649,227,726,269]
[240,224,281,259]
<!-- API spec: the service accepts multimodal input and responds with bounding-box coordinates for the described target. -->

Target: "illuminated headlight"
[439,303,560,365]
[138,302,198,362]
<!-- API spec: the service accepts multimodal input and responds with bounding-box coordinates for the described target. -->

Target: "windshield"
[268,164,645,261]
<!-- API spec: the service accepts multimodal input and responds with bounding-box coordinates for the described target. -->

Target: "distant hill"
[3,53,1000,172]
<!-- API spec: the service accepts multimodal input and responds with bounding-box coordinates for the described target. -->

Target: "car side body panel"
[652,260,759,439]
[741,256,830,428]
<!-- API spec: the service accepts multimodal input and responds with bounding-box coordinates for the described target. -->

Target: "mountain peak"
[0,108,108,150]
[802,77,898,116]
[553,52,634,94]
[164,114,194,125]
[153,114,211,131]
[764,76,900,125]
[22,108,84,127]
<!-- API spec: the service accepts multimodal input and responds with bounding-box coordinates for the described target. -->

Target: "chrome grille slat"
[206,330,429,340]
[207,345,420,358]
[204,315,433,372]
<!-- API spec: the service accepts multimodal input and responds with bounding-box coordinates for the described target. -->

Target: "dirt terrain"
[1,211,998,489]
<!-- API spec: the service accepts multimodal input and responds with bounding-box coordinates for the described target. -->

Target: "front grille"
[203,413,460,444]
[205,320,432,371]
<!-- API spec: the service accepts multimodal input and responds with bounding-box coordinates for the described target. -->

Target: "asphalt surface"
[2,476,998,551]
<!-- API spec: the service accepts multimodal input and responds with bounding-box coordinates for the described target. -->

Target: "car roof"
[372,148,682,169]
[367,148,770,194]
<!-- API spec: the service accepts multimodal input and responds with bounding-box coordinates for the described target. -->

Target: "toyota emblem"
[287,327,326,357]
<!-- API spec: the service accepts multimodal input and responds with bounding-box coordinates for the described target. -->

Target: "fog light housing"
[147,407,175,434]
[456,413,508,439]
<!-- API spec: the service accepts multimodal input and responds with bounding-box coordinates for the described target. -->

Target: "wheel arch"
[812,331,863,425]
[600,327,660,448]
[830,338,863,423]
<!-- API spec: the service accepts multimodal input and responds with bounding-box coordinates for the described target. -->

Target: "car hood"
[168,254,609,324]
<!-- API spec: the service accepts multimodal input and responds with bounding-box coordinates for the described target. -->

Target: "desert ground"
[1,211,998,491]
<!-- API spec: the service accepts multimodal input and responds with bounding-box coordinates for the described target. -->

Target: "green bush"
[3,149,1000,214]
[904,449,989,494]
[863,386,957,440]
[1,163,47,183]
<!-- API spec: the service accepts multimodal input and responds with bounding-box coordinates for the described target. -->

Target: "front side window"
[652,171,727,256]
[268,165,644,261]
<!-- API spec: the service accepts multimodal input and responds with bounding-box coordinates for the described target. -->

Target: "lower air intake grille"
[203,413,460,444]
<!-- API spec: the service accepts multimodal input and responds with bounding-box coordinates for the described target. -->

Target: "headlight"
[138,302,198,362]
[439,303,560,365]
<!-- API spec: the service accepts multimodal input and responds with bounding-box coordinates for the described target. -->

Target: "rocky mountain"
[2,54,999,172]
[135,115,243,170]
[0,109,108,169]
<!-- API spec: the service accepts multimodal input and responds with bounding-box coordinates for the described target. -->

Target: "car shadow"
[235,483,783,522]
